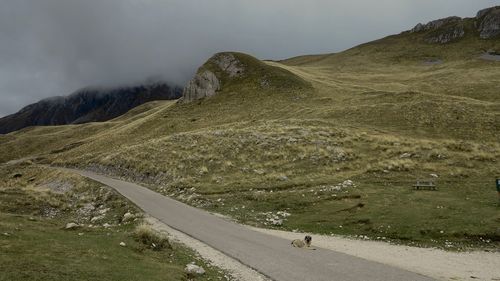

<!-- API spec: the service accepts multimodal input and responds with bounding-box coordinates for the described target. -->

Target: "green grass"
[202,173,499,250]
[0,164,228,281]
[0,30,499,251]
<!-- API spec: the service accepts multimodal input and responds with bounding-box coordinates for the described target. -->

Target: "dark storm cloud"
[0,0,498,116]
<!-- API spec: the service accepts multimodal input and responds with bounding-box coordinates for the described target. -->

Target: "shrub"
[134,223,171,251]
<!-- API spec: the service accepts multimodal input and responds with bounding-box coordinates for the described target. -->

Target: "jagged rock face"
[181,53,245,103]
[0,82,182,134]
[476,6,500,39]
[411,16,462,33]
[182,70,221,102]
[424,23,465,44]
[411,16,465,44]
[410,6,500,43]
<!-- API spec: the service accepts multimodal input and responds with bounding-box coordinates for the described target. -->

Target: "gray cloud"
[0,0,498,116]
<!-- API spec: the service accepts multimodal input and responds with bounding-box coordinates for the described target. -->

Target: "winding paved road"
[68,169,435,281]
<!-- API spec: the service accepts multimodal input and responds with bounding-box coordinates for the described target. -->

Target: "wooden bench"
[413,180,437,190]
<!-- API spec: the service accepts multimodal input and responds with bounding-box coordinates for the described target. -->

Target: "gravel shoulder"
[249,227,500,281]
[146,216,270,281]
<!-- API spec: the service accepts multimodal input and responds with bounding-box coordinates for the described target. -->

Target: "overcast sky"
[0,0,498,117]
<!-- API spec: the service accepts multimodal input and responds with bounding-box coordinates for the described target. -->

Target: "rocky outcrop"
[181,53,245,103]
[181,52,311,103]
[0,82,182,134]
[411,17,465,44]
[409,6,500,43]
[476,6,500,39]
[212,53,245,77]
[424,23,465,44]
[411,16,462,33]
[181,70,221,102]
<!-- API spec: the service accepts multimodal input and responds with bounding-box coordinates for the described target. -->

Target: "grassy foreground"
[0,163,228,281]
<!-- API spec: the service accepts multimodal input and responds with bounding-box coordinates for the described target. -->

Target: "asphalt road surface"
[69,169,435,281]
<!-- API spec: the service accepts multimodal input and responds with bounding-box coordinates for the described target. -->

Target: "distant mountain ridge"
[409,6,500,43]
[0,82,182,134]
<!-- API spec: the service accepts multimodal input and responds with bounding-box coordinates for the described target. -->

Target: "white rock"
[65,222,79,230]
[341,180,355,188]
[277,211,291,217]
[269,218,283,226]
[278,175,289,181]
[185,263,205,276]
[119,242,126,247]
[122,212,135,222]
[103,223,112,228]
[430,173,439,178]
[98,208,110,215]
[90,215,105,223]
[400,153,412,158]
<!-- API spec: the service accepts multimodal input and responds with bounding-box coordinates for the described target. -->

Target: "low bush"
[134,223,171,251]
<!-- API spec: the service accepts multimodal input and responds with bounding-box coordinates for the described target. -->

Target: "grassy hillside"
[0,29,499,250]
[0,162,228,280]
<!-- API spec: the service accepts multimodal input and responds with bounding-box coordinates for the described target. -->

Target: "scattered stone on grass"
[90,215,105,223]
[65,222,79,230]
[185,263,205,277]
[122,212,135,222]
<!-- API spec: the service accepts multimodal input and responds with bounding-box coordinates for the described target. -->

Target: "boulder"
[65,222,79,230]
[119,242,126,247]
[185,263,205,276]
[476,6,500,39]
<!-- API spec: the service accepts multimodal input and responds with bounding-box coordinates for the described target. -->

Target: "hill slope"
[1,6,499,249]
[0,82,182,134]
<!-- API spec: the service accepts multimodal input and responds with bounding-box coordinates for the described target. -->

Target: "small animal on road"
[291,235,315,250]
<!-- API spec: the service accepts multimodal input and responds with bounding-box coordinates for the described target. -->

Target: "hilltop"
[1,6,499,251]
[182,52,311,102]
